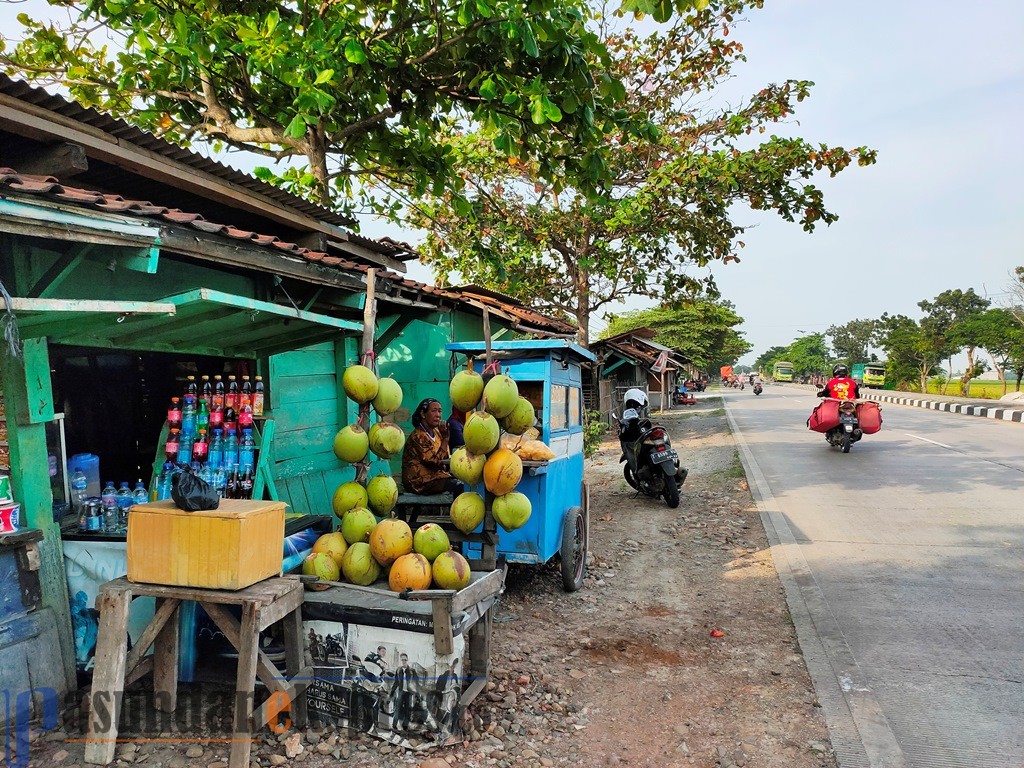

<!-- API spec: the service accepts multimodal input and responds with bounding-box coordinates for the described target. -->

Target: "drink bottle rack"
[149,416,278,502]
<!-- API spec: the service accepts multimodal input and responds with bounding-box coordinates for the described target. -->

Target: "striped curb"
[860,392,1024,423]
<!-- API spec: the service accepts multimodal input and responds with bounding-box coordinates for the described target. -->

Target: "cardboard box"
[127,499,285,590]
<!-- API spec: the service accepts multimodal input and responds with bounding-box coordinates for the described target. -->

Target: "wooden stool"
[84,576,309,768]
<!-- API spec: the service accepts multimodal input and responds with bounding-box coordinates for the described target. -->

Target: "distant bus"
[851,362,886,387]
[773,361,794,382]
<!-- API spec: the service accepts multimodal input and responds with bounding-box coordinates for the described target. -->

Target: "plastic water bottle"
[199,462,214,486]
[157,462,175,501]
[177,432,193,466]
[132,481,148,506]
[239,429,256,473]
[71,470,88,518]
[213,466,227,498]
[208,429,224,470]
[182,396,197,437]
[115,483,133,532]
[224,429,239,469]
[101,480,117,513]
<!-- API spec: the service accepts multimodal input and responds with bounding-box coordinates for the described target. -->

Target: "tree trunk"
[941,357,952,394]
[1016,367,1024,392]
[575,266,591,347]
[306,130,331,206]
[920,364,928,394]
[961,345,976,396]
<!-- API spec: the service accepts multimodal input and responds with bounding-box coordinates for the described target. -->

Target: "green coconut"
[332,481,368,519]
[450,369,485,411]
[450,446,486,486]
[432,550,471,590]
[366,474,399,516]
[413,523,451,562]
[463,411,500,455]
[333,424,369,464]
[302,552,339,590]
[340,507,378,544]
[492,491,532,532]
[341,542,382,586]
[372,377,404,416]
[502,397,536,435]
[368,422,407,459]
[483,374,519,418]
[449,492,485,535]
[342,365,379,404]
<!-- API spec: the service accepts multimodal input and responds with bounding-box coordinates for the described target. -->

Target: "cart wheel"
[560,506,587,592]
[623,464,638,489]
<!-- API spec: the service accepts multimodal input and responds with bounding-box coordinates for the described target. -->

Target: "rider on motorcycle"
[817,364,860,401]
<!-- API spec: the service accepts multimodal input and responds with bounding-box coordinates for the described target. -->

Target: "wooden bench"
[84,577,309,768]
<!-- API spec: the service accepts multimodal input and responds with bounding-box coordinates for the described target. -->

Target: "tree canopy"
[1,0,650,212]
[826,318,877,365]
[600,298,751,372]
[411,0,876,342]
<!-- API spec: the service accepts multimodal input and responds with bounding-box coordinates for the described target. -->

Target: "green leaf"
[344,40,367,64]
[479,77,497,100]
[283,113,307,139]
[172,11,187,40]
[475,0,493,18]
[530,97,547,125]
[541,97,562,122]
[521,22,539,57]
[314,68,335,85]
[457,0,474,26]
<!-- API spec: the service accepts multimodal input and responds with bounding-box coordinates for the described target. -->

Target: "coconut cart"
[443,339,594,592]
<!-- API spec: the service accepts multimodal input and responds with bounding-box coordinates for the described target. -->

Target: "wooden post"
[356,269,377,486]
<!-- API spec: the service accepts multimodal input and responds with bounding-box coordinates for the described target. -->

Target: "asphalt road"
[722,386,1024,768]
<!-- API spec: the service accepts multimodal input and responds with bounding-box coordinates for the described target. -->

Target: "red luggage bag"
[856,401,882,434]
[808,399,841,433]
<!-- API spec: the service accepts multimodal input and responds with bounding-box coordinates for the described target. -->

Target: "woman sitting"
[402,398,463,495]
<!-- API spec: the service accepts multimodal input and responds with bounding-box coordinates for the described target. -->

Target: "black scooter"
[753,383,763,395]
[618,414,688,508]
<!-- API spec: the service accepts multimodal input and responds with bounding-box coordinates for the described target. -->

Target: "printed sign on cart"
[303,620,466,748]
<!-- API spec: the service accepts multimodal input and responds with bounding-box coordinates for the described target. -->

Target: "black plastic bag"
[171,463,220,512]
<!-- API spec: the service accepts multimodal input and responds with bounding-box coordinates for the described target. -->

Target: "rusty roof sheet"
[0,168,575,336]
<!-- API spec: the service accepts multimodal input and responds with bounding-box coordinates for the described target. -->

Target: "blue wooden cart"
[446,340,594,591]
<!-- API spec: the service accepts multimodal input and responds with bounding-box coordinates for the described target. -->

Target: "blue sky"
[2,0,1021,365]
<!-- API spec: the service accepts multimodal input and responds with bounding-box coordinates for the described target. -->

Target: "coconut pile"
[301,360,553,595]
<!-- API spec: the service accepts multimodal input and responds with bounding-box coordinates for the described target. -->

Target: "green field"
[913,381,1021,400]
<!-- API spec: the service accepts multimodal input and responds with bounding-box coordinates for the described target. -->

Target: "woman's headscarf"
[412,398,440,428]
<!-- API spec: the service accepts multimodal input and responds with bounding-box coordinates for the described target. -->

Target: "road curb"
[859,392,1024,423]
[724,403,906,768]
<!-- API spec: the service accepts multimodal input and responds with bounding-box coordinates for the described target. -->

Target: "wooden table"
[84,576,309,768]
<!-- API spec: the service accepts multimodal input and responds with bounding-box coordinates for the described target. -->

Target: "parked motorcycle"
[753,383,763,396]
[619,415,688,508]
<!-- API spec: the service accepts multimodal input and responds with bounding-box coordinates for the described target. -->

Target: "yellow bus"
[773,361,794,382]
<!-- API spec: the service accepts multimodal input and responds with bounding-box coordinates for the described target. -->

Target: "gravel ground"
[26,398,836,768]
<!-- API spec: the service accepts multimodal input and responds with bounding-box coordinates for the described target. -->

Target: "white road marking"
[905,433,953,449]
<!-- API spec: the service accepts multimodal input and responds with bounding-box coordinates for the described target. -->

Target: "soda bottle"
[238,403,253,429]
[201,375,213,410]
[167,397,182,428]
[197,399,210,432]
[240,376,252,409]
[239,429,256,473]
[177,431,193,465]
[78,497,91,533]
[210,403,224,429]
[224,429,240,469]
[253,376,265,416]
[88,500,103,533]
[213,375,226,409]
[192,429,209,462]
[165,428,181,463]
[71,470,88,519]
[226,375,239,411]
[208,429,224,470]
[223,407,237,435]
[225,465,239,499]
[182,396,197,437]
[157,462,175,501]
[185,375,198,400]
[239,468,254,500]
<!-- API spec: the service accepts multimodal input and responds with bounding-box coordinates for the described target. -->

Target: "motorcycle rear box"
[856,401,883,434]
[808,400,841,433]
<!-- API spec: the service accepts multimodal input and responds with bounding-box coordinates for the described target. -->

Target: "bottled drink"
[239,429,256,473]
[238,403,253,429]
[157,462,175,501]
[201,375,213,410]
[224,429,240,469]
[222,407,237,435]
[226,376,239,411]
[185,375,198,399]
[199,462,214,486]
[115,482,133,532]
[71,470,88,519]
[239,468,254,500]
[213,466,228,498]
[78,496,91,533]
[167,397,182,429]
[197,399,210,432]
[177,432,193,465]
[208,429,224,469]
[133,481,148,506]
[225,465,240,499]
[253,376,265,416]
[213,375,225,409]
[209,403,224,429]
[192,429,209,462]
[101,480,117,512]
[240,376,252,409]
[182,396,197,437]
[88,499,103,533]
[165,428,181,463]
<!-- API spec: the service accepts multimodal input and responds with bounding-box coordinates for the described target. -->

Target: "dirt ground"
[25,398,837,768]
